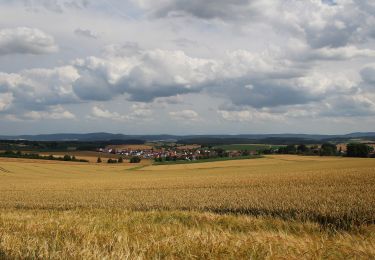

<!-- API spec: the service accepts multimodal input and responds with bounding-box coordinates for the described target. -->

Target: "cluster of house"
[97,144,255,161]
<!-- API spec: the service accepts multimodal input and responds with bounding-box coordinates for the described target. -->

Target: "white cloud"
[169,109,199,121]
[218,109,282,122]
[89,104,153,121]
[0,27,58,55]
[22,0,89,13]
[91,106,124,120]
[19,106,75,121]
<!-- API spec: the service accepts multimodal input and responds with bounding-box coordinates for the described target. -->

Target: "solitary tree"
[97,157,102,163]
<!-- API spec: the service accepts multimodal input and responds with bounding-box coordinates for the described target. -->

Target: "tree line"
[271,143,374,158]
[97,156,141,164]
[0,150,89,162]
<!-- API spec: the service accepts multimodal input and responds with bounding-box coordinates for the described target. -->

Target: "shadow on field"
[206,207,372,231]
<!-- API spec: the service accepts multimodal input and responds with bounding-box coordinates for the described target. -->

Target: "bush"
[97,157,102,163]
[130,157,141,163]
[118,157,123,163]
[107,159,118,164]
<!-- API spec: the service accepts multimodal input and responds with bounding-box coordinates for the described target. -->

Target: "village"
[97,142,375,162]
[97,144,257,162]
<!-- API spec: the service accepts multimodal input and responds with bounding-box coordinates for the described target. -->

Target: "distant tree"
[320,143,337,156]
[297,144,308,154]
[278,145,297,154]
[118,157,123,163]
[63,155,72,161]
[346,143,373,158]
[72,155,76,161]
[97,157,102,163]
[130,157,141,163]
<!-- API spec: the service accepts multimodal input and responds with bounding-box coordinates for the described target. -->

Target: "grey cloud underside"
[220,81,320,108]
[153,0,254,20]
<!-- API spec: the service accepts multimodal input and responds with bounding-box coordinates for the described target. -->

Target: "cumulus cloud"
[0,66,79,111]
[91,106,125,121]
[169,110,199,121]
[218,109,282,122]
[73,47,218,102]
[89,104,153,122]
[1,0,375,131]
[8,105,76,121]
[0,27,58,55]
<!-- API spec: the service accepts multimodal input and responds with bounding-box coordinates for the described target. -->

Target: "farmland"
[0,155,375,258]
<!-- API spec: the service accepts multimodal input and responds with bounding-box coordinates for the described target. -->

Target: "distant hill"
[1,132,375,143]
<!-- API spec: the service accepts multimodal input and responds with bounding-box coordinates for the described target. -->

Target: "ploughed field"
[0,155,374,259]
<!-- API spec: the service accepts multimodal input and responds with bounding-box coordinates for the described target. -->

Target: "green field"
[0,155,374,258]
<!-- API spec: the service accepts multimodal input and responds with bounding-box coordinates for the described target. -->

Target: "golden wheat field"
[0,155,375,259]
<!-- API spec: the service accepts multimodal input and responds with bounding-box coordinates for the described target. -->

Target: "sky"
[0,0,374,135]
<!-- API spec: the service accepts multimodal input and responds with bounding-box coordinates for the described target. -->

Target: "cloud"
[319,95,375,117]
[218,109,282,122]
[73,47,218,102]
[74,28,98,39]
[89,104,153,122]
[310,46,375,60]
[0,27,58,55]
[0,66,79,111]
[10,105,76,121]
[147,0,264,21]
[91,106,125,121]
[23,0,89,13]
[169,109,199,121]
[0,93,13,112]
[361,64,375,85]
[136,0,375,50]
